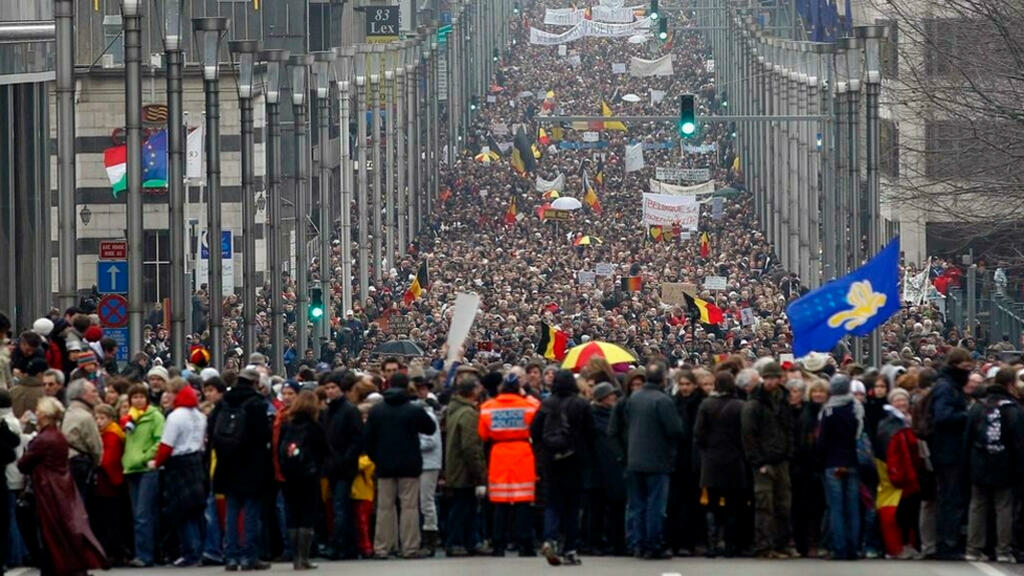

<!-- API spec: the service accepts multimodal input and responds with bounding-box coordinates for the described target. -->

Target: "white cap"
[200,367,220,383]
[32,318,54,337]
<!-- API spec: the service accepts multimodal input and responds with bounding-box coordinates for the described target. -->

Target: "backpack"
[212,397,258,454]
[542,397,574,460]
[0,420,18,466]
[278,422,319,479]
[911,388,936,440]
[977,398,1014,455]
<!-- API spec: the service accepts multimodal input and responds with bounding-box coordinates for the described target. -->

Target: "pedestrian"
[741,360,796,558]
[792,379,828,557]
[208,368,272,571]
[93,403,129,566]
[669,368,704,556]
[351,405,376,559]
[121,382,165,567]
[0,388,27,568]
[443,374,487,557]
[414,377,443,556]
[322,371,363,560]
[610,360,683,559]
[586,381,626,556]
[817,374,863,561]
[61,379,103,504]
[278,390,327,570]
[693,370,746,557]
[10,359,48,418]
[533,369,592,566]
[929,348,972,559]
[875,387,920,559]
[364,372,436,558]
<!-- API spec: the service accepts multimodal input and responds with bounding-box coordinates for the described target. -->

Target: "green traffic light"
[681,122,695,135]
[310,306,324,319]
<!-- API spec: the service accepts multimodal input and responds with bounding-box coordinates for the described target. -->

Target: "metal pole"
[430,41,441,209]
[786,45,800,276]
[338,48,354,316]
[370,50,383,281]
[396,53,407,256]
[820,48,836,282]
[406,59,417,243]
[124,1,144,357]
[834,65,848,276]
[859,25,886,363]
[233,43,258,355]
[204,79,223,365]
[356,52,370,302]
[967,264,977,336]
[291,53,313,355]
[422,43,433,225]
[807,45,824,288]
[413,52,424,235]
[848,75,862,272]
[166,37,186,367]
[264,48,289,376]
[56,0,77,311]
[315,50,335,344]
[385,64,397,268]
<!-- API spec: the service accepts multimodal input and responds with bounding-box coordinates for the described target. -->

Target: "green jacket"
[122,405,165,474]
[443,395,485,488]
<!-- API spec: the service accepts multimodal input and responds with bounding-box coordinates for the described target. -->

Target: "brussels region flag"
[403,260,430,305]
[537,322,568,361]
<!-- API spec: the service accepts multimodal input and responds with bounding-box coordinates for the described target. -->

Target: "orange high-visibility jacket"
[479,393,538,503]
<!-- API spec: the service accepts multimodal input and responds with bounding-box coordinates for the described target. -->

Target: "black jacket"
[365,388,436,478]
[531,391,593,472]
[208,386,272,497]
[280,411,328,479]
[674,389,705,476]
[816,401,859,470]
[610,382,683,474]
[589,403,626,499]
[694,392,746,490]
[964,386,1024,488]
[323,397,363,483]
[930,366,969,467]
[741,384,793,468]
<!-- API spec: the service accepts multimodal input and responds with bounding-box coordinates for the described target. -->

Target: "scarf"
[128,406,147,422]
[821,393,865,438]
[103,420,125,440]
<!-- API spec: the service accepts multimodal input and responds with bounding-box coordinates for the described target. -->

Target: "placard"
[558,44,567,56]
[740,307,756,326]
[682,168,711,181]
[704,275,727,290]
[486,95,496,103]
[655,166,685,182]
[582,131,599,142]
[612,62,627,74]
[389,314,412,335]
[595,262,615,277]
[641,193,699,229]
[660,283,687,307]
[577,270,597,285]
[543,209,571,221]
[446,292,481,362]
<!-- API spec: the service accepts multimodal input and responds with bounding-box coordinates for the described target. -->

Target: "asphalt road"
[7,557,1019,576]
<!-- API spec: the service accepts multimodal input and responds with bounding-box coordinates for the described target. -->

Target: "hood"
[383,387,411,406]
[941,365,970,388]
[174,385,199,409]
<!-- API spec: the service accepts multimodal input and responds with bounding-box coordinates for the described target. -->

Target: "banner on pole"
[641,193,699,229]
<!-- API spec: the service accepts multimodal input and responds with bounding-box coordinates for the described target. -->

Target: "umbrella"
[518,90,535,99]
[542,189,561,199]
[562,341,636,372]
[374,339,425,357]
[573,235,603,246]
[621,93,641,103]
[474,149,500,163]
[627,34,648,44]
[551,196,583,211]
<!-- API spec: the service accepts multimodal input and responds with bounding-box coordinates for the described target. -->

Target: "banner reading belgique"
[641,193,700,229]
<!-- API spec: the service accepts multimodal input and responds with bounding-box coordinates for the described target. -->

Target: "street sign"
[106,327,129,362]
[99,240,127,260]
[97,261,128,294]
[197,230,235,297]
[98,294,129,328]
[366,6,400,43]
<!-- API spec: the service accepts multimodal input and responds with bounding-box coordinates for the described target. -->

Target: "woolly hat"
[83,325,103,343]
[887,388,910,405]
[146,366,170,382]
[76,350,98,367]
[199,367,220,383]
[32,318,54,337]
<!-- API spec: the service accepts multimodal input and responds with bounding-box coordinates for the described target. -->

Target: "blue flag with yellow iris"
[787,237,901,357]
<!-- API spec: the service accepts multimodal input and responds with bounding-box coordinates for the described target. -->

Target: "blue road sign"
[106,327,129,362]
[97,261,128,294]
[201,230,232,260]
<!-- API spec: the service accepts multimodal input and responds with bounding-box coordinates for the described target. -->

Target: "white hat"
[800,352,829,373]
[200,367,220,383]
[146,366,170,382]
[32,318,54,337]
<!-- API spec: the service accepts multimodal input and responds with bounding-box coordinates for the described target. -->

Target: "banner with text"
[544,7,583,26]
[529,18,652,45]
[648,179,715,197]
[535,173,565,192]
[629,54,674,77]
[641,193,700,229]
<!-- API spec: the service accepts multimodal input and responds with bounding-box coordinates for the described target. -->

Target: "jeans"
[127,471,160,566]
[626,472,670,553]
[6,491,26,566]
[445,488,478,551]
[824,467,861,560]
[203,493,224,561]
[178,514,203,564]
[274,487,291,556]
[331,479,354,557]
[543,467,583,553]
[935,463,965,556]
[419,470,441,532]
[225,495,261,567]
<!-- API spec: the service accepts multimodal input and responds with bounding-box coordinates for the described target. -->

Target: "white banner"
[625,142,645,173]
[592,5,635,22]
[648,178,716,197]
[446,292,481,363]
[186,124,204,183]
[641,193,700,229]
[535,173,565,192]
[544,7,583,26]
[529,18,652,45]
[629,54,674,77]
[650,89,666,105]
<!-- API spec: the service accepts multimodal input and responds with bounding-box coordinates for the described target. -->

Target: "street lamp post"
[123,0,144,357]
[384,49,397,268]
[193,17,228,367]
[260,48,290,375]
[337,47,354,315]
[406,53,418,243]
[56,0,77,311]
[370,45,384,282]
[229,40,260,354]
[355,48,370,303]
[314,50,336,344]
[845,36,863,273]
[834,40,849,277]
[158,0,186,367]
[395,46,407,257]
[290,53,314,355]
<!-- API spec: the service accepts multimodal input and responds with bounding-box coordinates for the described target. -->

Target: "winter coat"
[929,366,969,466]
[122,404,164,475]
[207,386,272,497]
[418,401,442,472]
[741,384,793,468]
[63,400,103,466]
[531,390,593,470]
[96,422,125,498]
[2,409,26,490]
[365,388,437,478]
[610,382,683,474]
[674,389,705,476]
[964,386,1024,488]
[479,393,538,502]
[10,376,44,418]
[816,401,860,470]
[589,403,626,499]
[694,392,746,490]
[792,401,822,479]
[279,411,328,480]
[876,409,920,495]
[323,397,363,483]
[443,395,485,488]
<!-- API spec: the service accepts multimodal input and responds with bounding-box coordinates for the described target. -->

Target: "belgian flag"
[537,322,568,361]
[601,100,628,132]
[504,195,518,225]
[684,292,724,325]
[621,276,643,292]
[649,225,664,242]
[511,126,537,175]
[403,260,430,305]
[700,231,711,258]
[595,157,605,186]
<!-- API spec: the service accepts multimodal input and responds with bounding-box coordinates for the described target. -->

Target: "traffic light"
[513,2,520,14]
[470,95,479,112]
[679,93,697,138]
[649,0,659,20]
[658,18,668,41]
[308,287,324,321]
[493,47,500,62]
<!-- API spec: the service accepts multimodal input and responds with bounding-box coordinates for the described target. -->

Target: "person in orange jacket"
[478,372,538,557]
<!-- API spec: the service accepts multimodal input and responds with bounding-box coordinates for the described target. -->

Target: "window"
[880,118,899,178]
[143,229,171,305]
[925,120,1018,179]
[102,15,124,66]
[877,19,898,80]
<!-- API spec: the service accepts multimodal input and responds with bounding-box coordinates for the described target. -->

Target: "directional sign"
[97,261,128,294]
[106,327,129,362]
[98,294,129,328]
[99,240,127,260]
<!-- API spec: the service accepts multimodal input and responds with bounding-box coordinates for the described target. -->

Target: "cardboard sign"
[390,314,412,335]
[595,262,615,277]
[740,307,756,326]
[577,270,597,285]
[583,131,600,143]
[660,282,688,307]
[612,62,627,74]
[704,275,727,290]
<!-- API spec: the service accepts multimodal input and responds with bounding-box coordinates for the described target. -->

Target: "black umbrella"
[374,339,425,357]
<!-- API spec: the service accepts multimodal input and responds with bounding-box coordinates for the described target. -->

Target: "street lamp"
[289,53,315,355]
[157,0,186,368]
[230,39,260,354]
[56,0,77,311]
[834,38,849,277]
[314,49,336,343]
[843,36,863,272]
[193,16,228,368]
[122,0,144,358]
[260,48,290,376]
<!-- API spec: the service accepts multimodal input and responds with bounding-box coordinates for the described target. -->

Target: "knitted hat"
[199,367,220,383]
[146,366,170,382]
[887,388,910,405]
[83,325,103,343]
[76,350,98,367]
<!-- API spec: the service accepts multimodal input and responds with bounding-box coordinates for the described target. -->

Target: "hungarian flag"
[537,322,568,361]
[403,260,430,305]
[504,196,518,225]
[621,276,643,292]
[649,225,664,242]
[601,100,628,131]
[684,293,724,325]
[699,231,711,258]
[104,144,127,197]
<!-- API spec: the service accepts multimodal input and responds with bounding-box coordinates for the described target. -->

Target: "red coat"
[96,423,125,498]
[886,427,921,496]
[18,426,107,575]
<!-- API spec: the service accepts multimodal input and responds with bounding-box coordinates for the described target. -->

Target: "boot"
[298,529,319,570]
[421,530,439,557]
[705,512,719,558]
[289,530,301,570]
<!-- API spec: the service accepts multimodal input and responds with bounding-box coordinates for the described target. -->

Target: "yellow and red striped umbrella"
[561,341,635,372]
